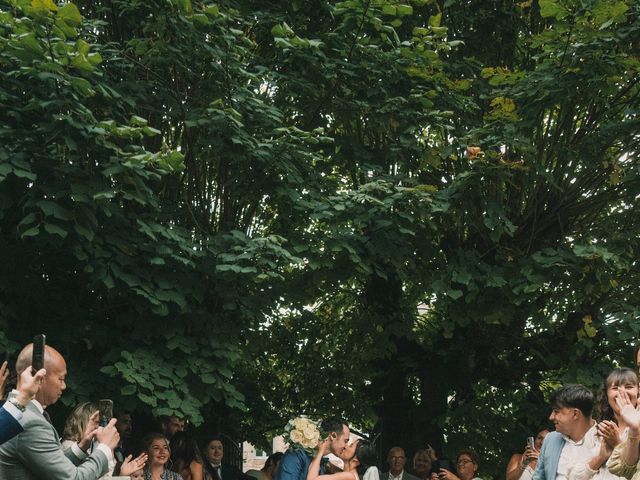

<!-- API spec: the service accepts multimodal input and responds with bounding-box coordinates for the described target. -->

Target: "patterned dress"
[144,467,184,480]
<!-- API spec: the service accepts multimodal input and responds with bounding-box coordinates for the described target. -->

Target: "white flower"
[283,416,321,453]
[290,429,304,444]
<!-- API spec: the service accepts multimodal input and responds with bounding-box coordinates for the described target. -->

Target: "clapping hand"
[597,420,622,449]
[120,453,148,476]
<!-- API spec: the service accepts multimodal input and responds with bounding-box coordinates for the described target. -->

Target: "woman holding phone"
[434,450,481,480]
[505,427,550,480]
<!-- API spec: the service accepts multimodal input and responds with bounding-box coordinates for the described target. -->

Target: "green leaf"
[32,0,58,13]
[382,5,397,15]
[57,3,82,27]
[396,5,413,16]
[121,385,136,395]
[538,0,569,19]
[44,223,68,238]
[447,289,463,300]
[21,226,40,238]
[69,76,94,96]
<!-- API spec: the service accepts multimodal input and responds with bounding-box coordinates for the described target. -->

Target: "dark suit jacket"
[205,462,255,480]
[0,406,23,444]
[0,400,110,480]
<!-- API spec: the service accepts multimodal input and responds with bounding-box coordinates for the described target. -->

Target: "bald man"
[0,343,120,480]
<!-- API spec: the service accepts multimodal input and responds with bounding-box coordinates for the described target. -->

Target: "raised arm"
[609,389,640,476]
[506,453,528,480]
[307,442,355,480]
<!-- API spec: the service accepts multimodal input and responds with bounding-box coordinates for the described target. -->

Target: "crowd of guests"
[2,341,640,480]
[0,342,261,480]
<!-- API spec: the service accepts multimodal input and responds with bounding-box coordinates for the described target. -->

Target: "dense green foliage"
[1,0,639,477]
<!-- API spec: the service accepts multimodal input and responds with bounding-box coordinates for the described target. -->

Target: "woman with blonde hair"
[143,432,183,480]
[414,447,437,480]
[62,401,147,479]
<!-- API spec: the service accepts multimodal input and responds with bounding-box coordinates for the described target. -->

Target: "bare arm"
[506,453,526,480]
[616,389,640,466]
[190,459,204,480]
[307,443,355,480]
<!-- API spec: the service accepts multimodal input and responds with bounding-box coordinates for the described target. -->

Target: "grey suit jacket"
[0,400,110,480]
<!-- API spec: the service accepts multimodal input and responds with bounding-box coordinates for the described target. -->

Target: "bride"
[307,438,377,480]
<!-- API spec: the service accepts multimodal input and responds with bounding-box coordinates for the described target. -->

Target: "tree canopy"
[1,0,639,476]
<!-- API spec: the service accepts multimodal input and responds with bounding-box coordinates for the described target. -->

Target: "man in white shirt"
[382,447,420,480]
[533,384,612,480]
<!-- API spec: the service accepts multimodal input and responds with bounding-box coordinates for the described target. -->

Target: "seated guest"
[505,427,550,480]
[435,450,480,480]
[203,435,253,480]
[171,431,204,480]
[0,363,46,444]
[143,432,183,480]
[382,447,420,480]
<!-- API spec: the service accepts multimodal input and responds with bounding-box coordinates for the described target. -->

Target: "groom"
[275,417,350,480]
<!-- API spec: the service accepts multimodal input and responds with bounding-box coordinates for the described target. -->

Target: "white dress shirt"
[564,424,629,480]
[389,471,405,480]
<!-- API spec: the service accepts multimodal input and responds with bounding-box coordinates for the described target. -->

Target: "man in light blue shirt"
[533,384,609,480]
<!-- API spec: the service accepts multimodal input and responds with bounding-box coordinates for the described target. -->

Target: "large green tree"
[1,0,639,477]
[235,0,640,471]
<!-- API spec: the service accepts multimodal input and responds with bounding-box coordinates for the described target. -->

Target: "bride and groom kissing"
[274,417,378,480]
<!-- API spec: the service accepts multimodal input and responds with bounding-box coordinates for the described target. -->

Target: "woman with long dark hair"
[171,432,204,480]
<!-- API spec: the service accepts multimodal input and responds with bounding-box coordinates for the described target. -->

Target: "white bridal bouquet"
[283,416,321,453]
